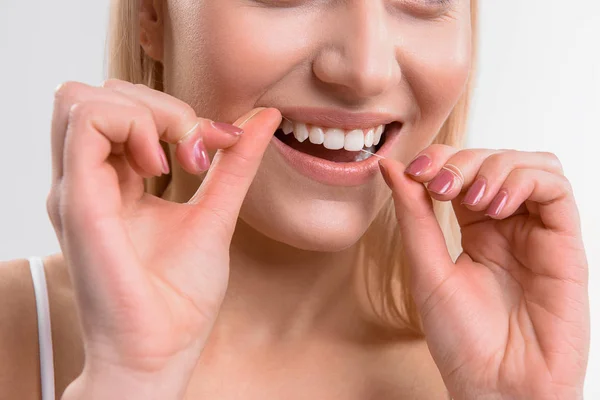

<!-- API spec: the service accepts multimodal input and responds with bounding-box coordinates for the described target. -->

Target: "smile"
[276,119,386,162]
[270,109,403,187]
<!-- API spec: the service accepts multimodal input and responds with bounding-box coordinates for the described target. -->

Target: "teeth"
[323,128,345,150]
[279,119,387,153]
[373,125,384,146]
[281,119,294,135]
[293,122,309,142]
[354,148,373,162]
[308,126,325,145]
[364,128,374,147]
[344,129,365,151]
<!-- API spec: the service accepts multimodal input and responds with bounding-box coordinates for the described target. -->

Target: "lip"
[270,122,403,187]
[276,107,399,130]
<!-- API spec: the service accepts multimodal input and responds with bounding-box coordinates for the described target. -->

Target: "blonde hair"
[106,0,478,335]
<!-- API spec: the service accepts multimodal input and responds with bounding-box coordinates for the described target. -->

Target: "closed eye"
[393,0,457,18]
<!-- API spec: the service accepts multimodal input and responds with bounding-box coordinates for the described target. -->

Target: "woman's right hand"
[47,79,281,399]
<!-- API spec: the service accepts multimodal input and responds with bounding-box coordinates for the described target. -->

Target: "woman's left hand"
[379,146,589,400]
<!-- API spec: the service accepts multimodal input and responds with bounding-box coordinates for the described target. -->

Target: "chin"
[234,113,399,252]
[239,196,377,252]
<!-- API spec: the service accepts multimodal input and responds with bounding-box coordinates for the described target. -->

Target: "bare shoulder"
[0,254,84,399]
[0,257,42,399]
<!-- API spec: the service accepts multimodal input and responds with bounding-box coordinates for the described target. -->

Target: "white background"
[1,0,599,396]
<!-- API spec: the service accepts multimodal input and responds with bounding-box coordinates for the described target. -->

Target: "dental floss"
[280,116,386,159]
[359,148,387,160]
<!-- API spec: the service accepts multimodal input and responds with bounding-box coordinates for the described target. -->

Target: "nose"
[312,2,401,100]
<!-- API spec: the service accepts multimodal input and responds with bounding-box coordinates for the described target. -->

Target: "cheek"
[391,17,472,159]
[165,3,313,121]
[398,15,473,122]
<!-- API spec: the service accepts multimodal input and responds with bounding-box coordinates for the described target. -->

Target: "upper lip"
[274,106,401,130]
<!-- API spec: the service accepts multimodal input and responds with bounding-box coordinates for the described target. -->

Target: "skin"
[0,0,589,399]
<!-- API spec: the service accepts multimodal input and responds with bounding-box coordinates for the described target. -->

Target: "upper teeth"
[280,119,385,151]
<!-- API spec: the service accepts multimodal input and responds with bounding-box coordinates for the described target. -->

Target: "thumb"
[188,107,282,237]
[378,158,454,308]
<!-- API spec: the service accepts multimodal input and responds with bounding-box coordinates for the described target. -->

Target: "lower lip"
[270,124,402,187]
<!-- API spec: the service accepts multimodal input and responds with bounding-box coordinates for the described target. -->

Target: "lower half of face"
[163,0,473,251]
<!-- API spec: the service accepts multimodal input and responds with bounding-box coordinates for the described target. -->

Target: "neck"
[222,218,367,342]
[162,165,379,344]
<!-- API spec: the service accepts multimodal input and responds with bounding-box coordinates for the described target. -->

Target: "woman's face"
[157,0,472,251]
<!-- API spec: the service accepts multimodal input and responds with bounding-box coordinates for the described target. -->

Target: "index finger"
[102,79,201,144]
[186,108,282,239]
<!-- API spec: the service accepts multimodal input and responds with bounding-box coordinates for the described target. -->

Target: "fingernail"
[428,168,456,195]
[158,143,170,174]
[405,155,431,177]
[211,121,244,136]
[378,160,393,187]
[462,176,487,205]
[193,138,210,172]
[486,190,509,217]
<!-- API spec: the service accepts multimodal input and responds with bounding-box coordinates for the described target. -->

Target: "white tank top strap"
[28,256,56,400]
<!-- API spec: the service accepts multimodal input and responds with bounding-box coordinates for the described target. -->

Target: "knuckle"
[54,81,87,101]
[425,143,456,155]
[176,104,198,129]
[101,78,131,88]
[53,81,72,98]
[66,102,102,131]
[134,83,148,89]
[539,151,564,173]
[54,81,84,103]
[497,148,516,153]
[509,168,527,181]
[101,78,116,88]
[503,149,520,158]
[461,148,478,159]
[483,151,511,172]
[481,152,501,171]
[453,148,478,163]
[131,104,155,127]
[53,82,97,125]
[132,109,156,138]
[181,102,197,121]
[557,174,573,194]
[67,101,90,122]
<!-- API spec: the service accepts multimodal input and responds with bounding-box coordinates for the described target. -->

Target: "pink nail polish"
[462,177,487,205]
[486,190,509,217]
[158,144,170,174]
[428,169,455,195]
[211,121,244,136]
[193,138,210,172]
[405,155,432,177]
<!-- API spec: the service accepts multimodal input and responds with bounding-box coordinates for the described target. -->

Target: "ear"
[139,0,164,62]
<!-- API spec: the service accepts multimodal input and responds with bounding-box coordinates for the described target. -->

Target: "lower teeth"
[353,145,376,162]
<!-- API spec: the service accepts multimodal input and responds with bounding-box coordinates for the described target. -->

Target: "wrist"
[449,387,583,400]
[61,362,192,400]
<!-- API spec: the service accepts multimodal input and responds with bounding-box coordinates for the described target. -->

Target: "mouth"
[270,116,403,186]
[274,119,393,163]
